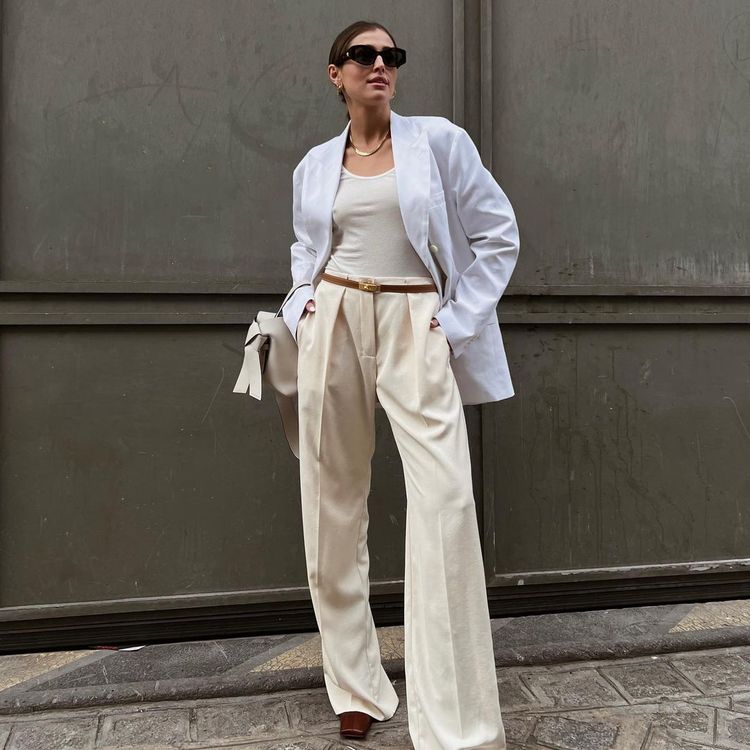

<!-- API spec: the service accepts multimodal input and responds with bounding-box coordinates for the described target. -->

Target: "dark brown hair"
[328,21,398,121]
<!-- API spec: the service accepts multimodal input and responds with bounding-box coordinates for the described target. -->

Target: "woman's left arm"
[433,126,520,358]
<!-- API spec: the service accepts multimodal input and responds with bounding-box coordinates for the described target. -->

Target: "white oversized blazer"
[281,108,520,405]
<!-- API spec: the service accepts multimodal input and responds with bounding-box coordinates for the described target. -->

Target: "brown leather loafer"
[339,710,374,739]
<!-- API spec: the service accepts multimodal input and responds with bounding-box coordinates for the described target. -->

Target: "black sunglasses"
[339,44,407,69]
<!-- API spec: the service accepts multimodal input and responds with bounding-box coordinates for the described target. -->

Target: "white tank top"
[323,165,431,277]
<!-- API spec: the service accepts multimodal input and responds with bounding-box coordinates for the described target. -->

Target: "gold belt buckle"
[358,278,380,292]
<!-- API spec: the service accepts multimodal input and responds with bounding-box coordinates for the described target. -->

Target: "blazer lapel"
[306,109,434,283]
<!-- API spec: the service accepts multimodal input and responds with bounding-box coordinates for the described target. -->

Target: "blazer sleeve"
[433,126,520,358]
[281,154,316,341]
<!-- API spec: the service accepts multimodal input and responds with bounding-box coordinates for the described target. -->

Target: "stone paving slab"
[2,644,750,748]
[29,635,302,691]
[0,651,97,693]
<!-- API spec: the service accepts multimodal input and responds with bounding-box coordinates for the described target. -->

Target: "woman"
[282,20,520,750]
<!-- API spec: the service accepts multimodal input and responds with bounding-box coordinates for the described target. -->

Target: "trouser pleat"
[297,278,398,720]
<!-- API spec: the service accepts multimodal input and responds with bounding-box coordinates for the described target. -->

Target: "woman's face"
[329,29,399,109]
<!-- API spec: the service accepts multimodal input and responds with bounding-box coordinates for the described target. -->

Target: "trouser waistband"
[319,271,437,294]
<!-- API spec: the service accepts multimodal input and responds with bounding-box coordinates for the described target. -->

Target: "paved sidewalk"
[1,599,750,748]
[4,599,750,716]
[2,644,750,748]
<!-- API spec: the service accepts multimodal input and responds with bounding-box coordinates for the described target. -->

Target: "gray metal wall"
[1,0,749,649]
[486,0,750,589]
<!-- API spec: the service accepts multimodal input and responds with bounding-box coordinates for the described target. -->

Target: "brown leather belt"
[320,272,437,293]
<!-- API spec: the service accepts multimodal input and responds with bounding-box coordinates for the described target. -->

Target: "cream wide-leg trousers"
[296,268,506,750]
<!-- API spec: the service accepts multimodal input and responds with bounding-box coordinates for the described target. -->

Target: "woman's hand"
[431,317,453,353]
[297,299,315,340]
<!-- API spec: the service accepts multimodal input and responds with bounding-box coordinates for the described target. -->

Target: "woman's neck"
[347,106,391,147]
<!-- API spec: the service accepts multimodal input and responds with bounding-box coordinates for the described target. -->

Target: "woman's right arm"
[281,154,317,341]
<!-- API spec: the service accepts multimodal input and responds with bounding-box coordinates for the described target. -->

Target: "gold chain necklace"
[348,127,390,157]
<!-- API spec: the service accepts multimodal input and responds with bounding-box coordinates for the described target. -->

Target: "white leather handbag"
[233,281,309,459]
